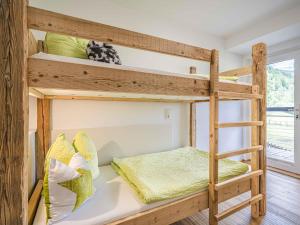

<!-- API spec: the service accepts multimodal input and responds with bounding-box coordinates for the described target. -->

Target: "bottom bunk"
[31,147,251,225]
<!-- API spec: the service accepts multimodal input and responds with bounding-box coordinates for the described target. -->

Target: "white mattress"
[33,165,193,225]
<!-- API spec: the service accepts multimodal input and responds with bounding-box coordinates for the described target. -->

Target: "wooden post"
[36,99,51,180]
[252,43,267,216]
[189,103,196,147]
[0,1,28,225]
[209,49,219,225]
[251,85,260,218]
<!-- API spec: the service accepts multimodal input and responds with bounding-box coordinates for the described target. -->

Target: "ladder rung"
[216,145,263,159]
[217,91,263,100]
[216,121,263,128]
[215,170,263,191]
[215,194,263,221]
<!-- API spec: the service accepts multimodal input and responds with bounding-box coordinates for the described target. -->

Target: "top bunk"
[27,6,255,102]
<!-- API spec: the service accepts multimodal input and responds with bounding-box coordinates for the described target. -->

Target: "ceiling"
[112,0,300,55]
[112,0,298,37]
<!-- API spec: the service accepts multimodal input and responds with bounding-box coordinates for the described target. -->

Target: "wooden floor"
[173,170,300,225]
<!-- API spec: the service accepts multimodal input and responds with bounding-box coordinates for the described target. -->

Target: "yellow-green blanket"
[111,147,248,204]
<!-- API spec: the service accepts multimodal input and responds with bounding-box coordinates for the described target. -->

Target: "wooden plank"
[28,180,43,225]
[189,103,196,147]
[252,43,267,216]
[215,170,263,191]
[217,91,263,100]
[36,99,51,180]
[28,57,209,97]
[217,121,263,128]
[209,49,219,225]
[0,1,28,225]
[219,66,251,77]
[216,145,263,160]
[27,7,212,62]
[215,194,263,221]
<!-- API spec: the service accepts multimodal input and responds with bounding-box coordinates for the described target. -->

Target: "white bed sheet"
[33,165,193,225]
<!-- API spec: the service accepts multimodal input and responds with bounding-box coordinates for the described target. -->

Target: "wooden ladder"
[208,45,267,225]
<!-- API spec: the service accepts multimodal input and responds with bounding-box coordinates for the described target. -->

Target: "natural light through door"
[267,59,295,163]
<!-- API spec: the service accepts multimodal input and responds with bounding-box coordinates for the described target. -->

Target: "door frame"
[267,49,300,174]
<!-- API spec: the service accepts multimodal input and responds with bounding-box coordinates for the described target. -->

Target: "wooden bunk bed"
[0,2,266,225]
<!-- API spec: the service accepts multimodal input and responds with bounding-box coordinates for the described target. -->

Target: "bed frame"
[0,2,266,225]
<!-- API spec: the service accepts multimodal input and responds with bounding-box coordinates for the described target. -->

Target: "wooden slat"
[217,91,263,100]
[216,145,263,159]
[217,121,263,128]
[27,7,212,62]
[36,99,51,180]
[215,170,263,191]
[0,1,29,225]
[252,43,267,216]
[215,194,263,221]
[28,180,43,225]
[209,49,219,225]
[219,66,251,77]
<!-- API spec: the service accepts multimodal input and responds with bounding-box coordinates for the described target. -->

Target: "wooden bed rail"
[27,6,212,62]
[219,66,252,77]
[28,180,43,225]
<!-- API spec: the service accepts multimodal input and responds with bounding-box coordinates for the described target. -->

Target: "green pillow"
[73,131,99,179]
[45,32,89,59]
[43,133,76,222]
[44,153,94,223]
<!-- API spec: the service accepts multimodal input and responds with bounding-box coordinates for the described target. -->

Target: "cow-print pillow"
[86,41,121,65]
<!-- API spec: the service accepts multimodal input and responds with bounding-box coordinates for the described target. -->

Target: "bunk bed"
[0,3,266,225]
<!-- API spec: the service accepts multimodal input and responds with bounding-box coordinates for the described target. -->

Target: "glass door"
[267,52,300,174]
[267,59,295,163]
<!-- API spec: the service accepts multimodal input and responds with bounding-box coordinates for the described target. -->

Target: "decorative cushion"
[44,153,94,224]
[86,41,121,65]
[73,131,99,179]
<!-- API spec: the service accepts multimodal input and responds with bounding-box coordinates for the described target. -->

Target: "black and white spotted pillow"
[86,41,121,65]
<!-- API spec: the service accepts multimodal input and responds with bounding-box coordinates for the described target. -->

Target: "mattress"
[33,165,191,225]
[34,156,248,225]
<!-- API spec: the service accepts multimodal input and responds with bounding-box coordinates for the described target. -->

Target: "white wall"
[28,0,244,190]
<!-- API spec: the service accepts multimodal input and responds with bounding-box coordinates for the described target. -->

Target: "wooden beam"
[28,57,252,98]
[216,145,263,160]
[28,180,43,225]
[252,43,267,216]
[28,57,209,97]
[0,1,28,225]
[217,121,263,128]
[189,103,196,147]
[209,49,219,225]
[215,170,263,191]
[36,99,51,180]
[27,7,212,62]
[219,66,251,77]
